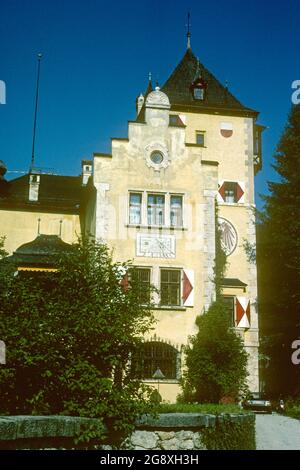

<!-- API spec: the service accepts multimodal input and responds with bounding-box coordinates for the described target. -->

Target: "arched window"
[131,341,179,380]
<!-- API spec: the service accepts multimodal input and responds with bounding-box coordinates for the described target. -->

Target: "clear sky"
[0,0,299,208]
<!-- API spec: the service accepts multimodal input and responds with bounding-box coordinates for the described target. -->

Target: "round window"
[150,151,164,165]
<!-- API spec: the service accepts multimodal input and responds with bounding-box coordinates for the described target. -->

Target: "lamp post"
[152,367,165,395]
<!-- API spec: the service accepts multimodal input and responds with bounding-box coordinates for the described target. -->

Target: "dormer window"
[189,60,207,101]
[193,87,204,100]
[190,76,207,101]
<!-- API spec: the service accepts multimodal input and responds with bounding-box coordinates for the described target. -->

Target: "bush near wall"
[201,414,256,450]
[284,400,300,420]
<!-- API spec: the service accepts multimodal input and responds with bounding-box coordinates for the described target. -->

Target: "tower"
[88,44,264,401]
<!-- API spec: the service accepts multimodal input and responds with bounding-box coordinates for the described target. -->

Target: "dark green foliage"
[0,238,156,440]
[257,105,300,396]
[214,201,227,299]
[181,301,249,402]
[202,414,255,450]
[284,399,300,419]
[0,237,7,259]
[157,403,244,414]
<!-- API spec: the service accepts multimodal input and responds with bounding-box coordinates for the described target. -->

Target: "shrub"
[181,300,249,403]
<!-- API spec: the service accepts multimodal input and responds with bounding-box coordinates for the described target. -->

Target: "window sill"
[153,306,187,311]
[126,224,188,231]
[185,143,207,148]
[218,202,244,207]
[142,379,180,384]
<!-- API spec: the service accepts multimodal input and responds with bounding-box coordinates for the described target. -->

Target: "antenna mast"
[30,53,42,172]
[187,12,191,49]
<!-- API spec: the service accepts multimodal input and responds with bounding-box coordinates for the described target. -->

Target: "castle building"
[0,42,263,402]
[85,45,264,401]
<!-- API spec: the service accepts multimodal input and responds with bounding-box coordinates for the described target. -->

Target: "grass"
[157,402,245,415]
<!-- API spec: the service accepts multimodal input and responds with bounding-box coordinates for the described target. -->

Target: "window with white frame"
[129,192,184,227]
[147,194,165,226]
[129,193,142,224]
[170,195,183,227]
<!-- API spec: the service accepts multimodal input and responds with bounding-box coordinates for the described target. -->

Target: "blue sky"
[0,0,299,208]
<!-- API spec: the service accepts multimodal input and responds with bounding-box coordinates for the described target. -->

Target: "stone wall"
[124,430,205,450]
[0,413,255,450]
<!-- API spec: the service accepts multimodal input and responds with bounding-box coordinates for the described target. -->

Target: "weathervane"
[186,12,191,49]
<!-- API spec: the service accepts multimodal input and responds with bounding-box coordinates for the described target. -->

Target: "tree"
[180,203,248,403]
[0,238,156,440]
[0,236,7,259]
[181,302,249,403]
[257,104,300,396]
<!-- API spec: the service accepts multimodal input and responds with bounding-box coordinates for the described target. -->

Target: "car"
[242,393,273,413]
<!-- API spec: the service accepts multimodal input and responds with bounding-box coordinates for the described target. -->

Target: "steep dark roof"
[144,80,153,99]
[221,278,247,288]
[162,48,257,116]
[0,173,82,213]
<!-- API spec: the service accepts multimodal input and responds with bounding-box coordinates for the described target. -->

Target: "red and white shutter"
[236,296,250,328]
[120,272,129,291]
[182,269,194,307]
[217,180,225,203]
[236,181,245,203]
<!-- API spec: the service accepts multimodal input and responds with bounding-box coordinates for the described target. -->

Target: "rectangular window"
[129,193,142,224]
[131,268,151,304]
[222,296,235,327]
[160,269,181,306]
[194,88,204,100]
[169,115,178,126]
[224,182,237,203]
[147,194,165,226]
[196,131,205,146]
[170,195,183,227]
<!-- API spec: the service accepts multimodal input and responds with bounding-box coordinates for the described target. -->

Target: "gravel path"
[256,413,300,450]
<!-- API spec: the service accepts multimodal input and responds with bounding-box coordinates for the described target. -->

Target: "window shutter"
[217,181,225,203]
[236,182,245,203]
[120,272,129,291]
[236,296,250,328]
[182,269,194,306]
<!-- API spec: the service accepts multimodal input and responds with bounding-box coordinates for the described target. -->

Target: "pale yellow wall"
[0,210,81,254]
[184,113,253,190]
[144,382,181,403]
[90,97,260,400]
[93,129,216,347]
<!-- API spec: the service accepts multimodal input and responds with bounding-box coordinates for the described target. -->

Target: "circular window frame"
[150,151,164,165]
[144,143,170,171]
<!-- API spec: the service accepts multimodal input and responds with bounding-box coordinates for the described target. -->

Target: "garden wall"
[0,413,255,450]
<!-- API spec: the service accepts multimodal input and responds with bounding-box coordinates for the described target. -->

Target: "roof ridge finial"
[195,57,201,79]
[148,71,152,83]
[186,12,191,49]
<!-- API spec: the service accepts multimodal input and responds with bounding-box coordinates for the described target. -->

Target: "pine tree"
[258,104,300,396]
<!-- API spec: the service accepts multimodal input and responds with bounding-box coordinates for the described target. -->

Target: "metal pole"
[30,53,42,172]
